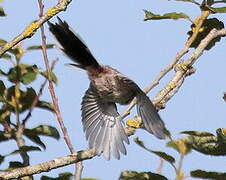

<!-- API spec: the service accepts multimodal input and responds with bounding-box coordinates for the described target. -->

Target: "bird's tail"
[136,91,166,139]
[48,17,100,70]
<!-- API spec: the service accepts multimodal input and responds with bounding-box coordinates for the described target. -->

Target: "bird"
[48,17,166,160]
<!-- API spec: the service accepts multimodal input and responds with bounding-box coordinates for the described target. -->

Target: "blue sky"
[0,0,226,179]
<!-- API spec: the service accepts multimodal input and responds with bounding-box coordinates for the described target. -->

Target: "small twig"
[175,154,185,180]
[156,158,164,174]
[37,1,83,179]
[38,0,74,155]
[14,125,30,166]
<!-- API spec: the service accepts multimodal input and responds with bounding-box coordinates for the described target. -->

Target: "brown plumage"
[48,17,166,160]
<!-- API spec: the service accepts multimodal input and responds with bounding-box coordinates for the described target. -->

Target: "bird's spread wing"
[118,75,166,139]
[136,91,166,139]
[81,85,129,160]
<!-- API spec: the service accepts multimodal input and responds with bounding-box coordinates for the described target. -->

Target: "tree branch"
[0,149,96,179]
[120,10,211,119]
[0,0,72,58]
[153,28,226,105]
[37,1,83,179]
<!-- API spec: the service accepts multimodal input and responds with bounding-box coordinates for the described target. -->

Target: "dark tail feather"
[136,92,166,139]
[48,17,100,69]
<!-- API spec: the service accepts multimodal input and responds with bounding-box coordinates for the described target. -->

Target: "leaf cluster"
[0,33,60,171]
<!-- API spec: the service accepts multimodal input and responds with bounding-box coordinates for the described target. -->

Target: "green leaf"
[119,170,168,180]
[0,154,5,165]
[144,10,189,21]
[32,125,60,140]
[191,169,226,179]
[8,161,24,169]
[27,44,54,50]
[0,108,10,122]
[19,87,37,112]
[1,53,11,59]
[41,172,73,180]
[211,7,226,13]
[0,38,7,46]
[20,64,38,85]
[7,66,21,83]
[0,80,5,98]
[6,64,38,84]
[181,131,215,137]
[0,6,6,16]
[41,71,58,84]
[24,129,46,149]
[167,139,192,155]
[134,137,175,164]
[0,130,11,142]
[216,128,226,143]
[21,72,37,84]
[188,18,224,50]
[37,100,55,112]
[10,145,41,155]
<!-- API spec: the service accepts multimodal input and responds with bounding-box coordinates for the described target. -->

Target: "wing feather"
[81,85,129,159]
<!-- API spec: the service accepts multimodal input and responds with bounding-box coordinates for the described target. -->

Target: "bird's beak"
[64,63,85,70]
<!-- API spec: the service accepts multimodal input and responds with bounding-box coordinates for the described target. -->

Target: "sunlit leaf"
[167,139,192,155]
[0,154,5,165]
[119,170,168,180]
[181,131,215,137]
[0,6,6,16]
[41,172,73,180]
[41,71,58,84]
[0,131,11,142]
[0,109,10,122]
[24,129,46,149]
[0,38,7,46]
[37,100,55,112]
[7,66,21,83]
[216,128,226,144]
[10,146,41,155]
[144,10,189,21]
[20,64,38,85]
[211,7,226,13]
[32,125,60,140]
[21,72,37,84]
[6,64,38,84]
[134,137,175,164]
[27,44,54,50]
[191,169,226,179]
